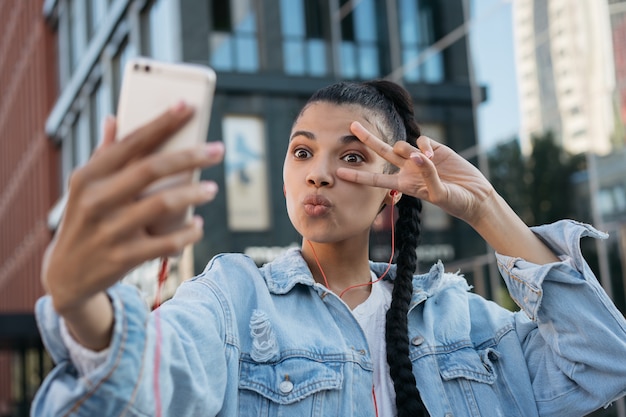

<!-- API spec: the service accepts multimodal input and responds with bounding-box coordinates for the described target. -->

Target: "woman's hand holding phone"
[41,104,224,350]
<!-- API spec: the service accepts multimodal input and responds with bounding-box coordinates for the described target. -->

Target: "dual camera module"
[133,63,151,72]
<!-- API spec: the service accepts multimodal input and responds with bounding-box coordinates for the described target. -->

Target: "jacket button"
[411,335,424,346]
[279,380,294,394]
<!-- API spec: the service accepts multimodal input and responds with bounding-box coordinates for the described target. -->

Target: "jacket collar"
[260,248,468,301]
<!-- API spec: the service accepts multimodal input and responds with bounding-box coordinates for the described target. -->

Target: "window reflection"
[339,0,380,79]
[69,0,88,71]
[146,0,177,62]
[398,0,443,82]
[210,0,259,72]
[280,0,328,76]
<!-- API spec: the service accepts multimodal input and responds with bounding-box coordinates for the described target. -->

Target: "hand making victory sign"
[337,121,493,225]
[338,120,559,265]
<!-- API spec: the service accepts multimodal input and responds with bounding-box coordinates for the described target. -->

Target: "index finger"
[85,102,195,180]
[350,121,407,168]
[336,167,399,190]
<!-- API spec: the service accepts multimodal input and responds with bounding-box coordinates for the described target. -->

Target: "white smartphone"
[115,57,216,236]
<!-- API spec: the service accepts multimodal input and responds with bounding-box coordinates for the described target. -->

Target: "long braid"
[386,195,427,417]
[366,80,431,416]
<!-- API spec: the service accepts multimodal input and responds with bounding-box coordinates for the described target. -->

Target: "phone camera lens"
[133,63,139,71]
[145,65,151,72]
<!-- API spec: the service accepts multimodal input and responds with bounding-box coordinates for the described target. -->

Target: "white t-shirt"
[351,272,396,417]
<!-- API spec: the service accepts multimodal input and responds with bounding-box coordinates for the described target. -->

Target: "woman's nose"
[306,159,334,187]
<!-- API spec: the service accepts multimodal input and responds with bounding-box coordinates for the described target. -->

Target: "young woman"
[33,81,626,417]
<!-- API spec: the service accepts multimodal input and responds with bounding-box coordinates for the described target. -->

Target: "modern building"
[0,0,484,414]
[513,0,617,155]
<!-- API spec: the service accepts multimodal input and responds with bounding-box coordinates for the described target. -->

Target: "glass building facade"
[44,0,481,279]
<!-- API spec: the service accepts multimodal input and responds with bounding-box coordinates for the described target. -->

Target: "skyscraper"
[514,0,617,155]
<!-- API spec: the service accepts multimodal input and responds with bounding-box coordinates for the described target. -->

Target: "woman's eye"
[342,153,364,163]
[294,148,311,159]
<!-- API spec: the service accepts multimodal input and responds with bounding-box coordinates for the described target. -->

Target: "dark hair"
[303,80,428,416]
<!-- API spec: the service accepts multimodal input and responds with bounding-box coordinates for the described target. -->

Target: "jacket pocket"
[238,356,343,416]
[435,347,509,417]
[438,346,497,384]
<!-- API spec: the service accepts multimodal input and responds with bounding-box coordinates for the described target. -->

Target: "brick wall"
[0,1,58,311]
[0,1,59,412]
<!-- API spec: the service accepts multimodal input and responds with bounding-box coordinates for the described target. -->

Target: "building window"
[87,0,109,37]
[338,0,380,79]
[209,0,259,72]
[112,37,136,110]
[69,0,89,72]
[280,0,329,76]
[398,0,443,83]
[90,81,112,151]
[141,0,179,62]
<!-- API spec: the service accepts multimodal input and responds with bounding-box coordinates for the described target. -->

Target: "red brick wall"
[0,1,58,411]
[0,1,58,312]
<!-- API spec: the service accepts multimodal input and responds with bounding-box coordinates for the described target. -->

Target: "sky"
[469,0,521,150]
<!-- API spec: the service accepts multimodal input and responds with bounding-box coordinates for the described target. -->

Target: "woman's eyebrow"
[290,130,315,141]
[340,135,361,144]
[289,131,363,145]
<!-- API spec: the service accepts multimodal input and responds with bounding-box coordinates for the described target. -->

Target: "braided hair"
[303,80,429,416]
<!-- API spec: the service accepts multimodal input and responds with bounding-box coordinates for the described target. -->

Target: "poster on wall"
[223,115,270,231]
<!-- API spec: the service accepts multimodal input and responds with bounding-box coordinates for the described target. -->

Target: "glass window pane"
[354,0,376,42]
[236,37,259,72]
[90,81,111,151]
[424,52,444,83]
[232,0,256,33]
[359,45,379,79]
[280,0,305,37]
[284,41,306,75]
[61,132,74,192]
[399,0,419,44]
[235,8,257,33]
[75,110,91,167]
[211,34,234,70]
[88,0,107,36]
[307,39,327,76]
[148,0,177,62]
[70,0,88,70]
[402,48,421,82]
[340,42,357,78]
[209,0,259,73]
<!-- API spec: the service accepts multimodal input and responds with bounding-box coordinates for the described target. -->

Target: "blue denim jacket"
[32,220,626,417]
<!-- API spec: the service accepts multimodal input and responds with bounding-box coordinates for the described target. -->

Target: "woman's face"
[283,102,394,245]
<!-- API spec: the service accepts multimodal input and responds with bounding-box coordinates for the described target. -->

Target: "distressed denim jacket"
[32,220,626,417]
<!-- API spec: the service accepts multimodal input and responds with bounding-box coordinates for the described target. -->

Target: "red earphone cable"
[153,257,168,417]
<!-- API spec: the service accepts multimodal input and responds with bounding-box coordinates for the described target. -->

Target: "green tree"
[526,131,581,225]
[487,132,584,227]
[487,138,531,224]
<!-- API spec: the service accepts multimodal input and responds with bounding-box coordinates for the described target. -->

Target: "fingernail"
[410,152,424,165]
[201,181,218,196]
[193,216,204,228]
[205,141,224,157]
[171,100,187,113]
[425,150,434,159]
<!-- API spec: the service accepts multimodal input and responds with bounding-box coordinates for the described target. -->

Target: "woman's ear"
[383,189,402,206]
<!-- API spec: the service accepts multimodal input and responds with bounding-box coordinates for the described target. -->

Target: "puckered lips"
[303,194,332,217]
